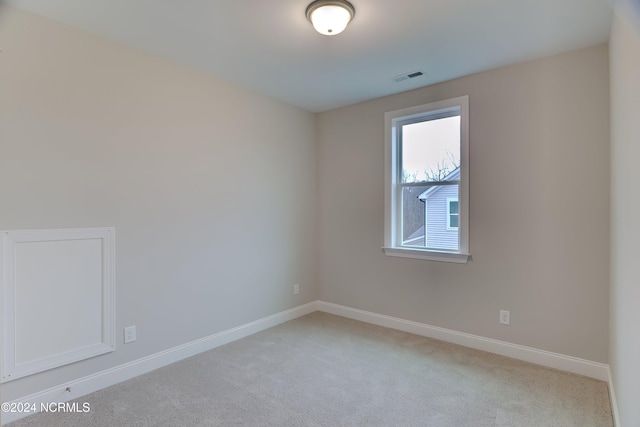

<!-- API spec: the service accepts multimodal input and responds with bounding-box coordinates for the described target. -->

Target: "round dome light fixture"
[306,0,355,36]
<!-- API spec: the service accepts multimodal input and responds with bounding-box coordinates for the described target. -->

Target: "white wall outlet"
[499,310,511,326]
[293,283,300,295]
[124,325,137,343]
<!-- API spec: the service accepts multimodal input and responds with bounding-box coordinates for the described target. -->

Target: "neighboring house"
[403,168,460,251]
[403,225,425,247]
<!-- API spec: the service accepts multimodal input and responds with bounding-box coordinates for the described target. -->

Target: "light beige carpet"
[8,312,613,426]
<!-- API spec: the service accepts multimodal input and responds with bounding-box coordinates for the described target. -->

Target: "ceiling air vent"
[392,70,425,83]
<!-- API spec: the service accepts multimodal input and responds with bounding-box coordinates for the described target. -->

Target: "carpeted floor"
[7,312,613,426]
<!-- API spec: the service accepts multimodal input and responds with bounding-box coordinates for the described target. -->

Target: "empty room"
[0,0,638,426]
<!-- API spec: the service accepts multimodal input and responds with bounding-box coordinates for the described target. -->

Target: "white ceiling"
[4,0,613,112]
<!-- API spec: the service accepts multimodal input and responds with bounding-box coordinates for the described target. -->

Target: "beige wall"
[610,2,640,425]
[0,6,317,400]
[317,44,610,363]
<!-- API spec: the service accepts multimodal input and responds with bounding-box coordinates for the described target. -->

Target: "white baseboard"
[1,302,317,424]
[608,368,621,427]
[316,301,610,382]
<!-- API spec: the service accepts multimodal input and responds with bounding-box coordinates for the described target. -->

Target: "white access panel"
[1,228,115,383]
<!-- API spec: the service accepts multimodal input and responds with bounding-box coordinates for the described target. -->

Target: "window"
[447,198,459,230]
[384,96,469,263]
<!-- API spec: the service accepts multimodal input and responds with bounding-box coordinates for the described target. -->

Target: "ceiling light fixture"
[306,0,355,36]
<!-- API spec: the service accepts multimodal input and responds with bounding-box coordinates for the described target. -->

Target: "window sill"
[382,247,470,264]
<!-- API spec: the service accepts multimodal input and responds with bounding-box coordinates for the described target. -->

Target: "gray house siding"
[425,184,459,250]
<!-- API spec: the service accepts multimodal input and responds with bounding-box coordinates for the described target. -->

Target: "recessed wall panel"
[1,228,115,382]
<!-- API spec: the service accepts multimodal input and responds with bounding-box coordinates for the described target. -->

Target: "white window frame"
[383,96,470,263]
[447,197,459,230]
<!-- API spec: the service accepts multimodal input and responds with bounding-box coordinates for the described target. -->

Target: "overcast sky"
[402,116,460,182]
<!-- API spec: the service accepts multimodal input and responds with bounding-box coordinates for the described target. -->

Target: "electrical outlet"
[499,310,510,326]
[124,325,137,343]
[293,283,300,295]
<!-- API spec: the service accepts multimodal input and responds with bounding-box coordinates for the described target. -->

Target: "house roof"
[405,225,425,242]
[418,167,461,200]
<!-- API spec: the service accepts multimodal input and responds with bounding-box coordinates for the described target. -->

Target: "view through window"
[400,114,460,251]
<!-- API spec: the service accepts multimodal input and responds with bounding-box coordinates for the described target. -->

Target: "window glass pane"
[450,201,459,214]
[401,116,460,183]
[402,186,427,247]
[402,184,459,251]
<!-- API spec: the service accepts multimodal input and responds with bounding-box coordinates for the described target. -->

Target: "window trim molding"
[382,247,470,263]
[384,95,469,263]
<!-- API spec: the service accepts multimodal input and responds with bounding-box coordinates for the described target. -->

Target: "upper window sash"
[395,109,461,184]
